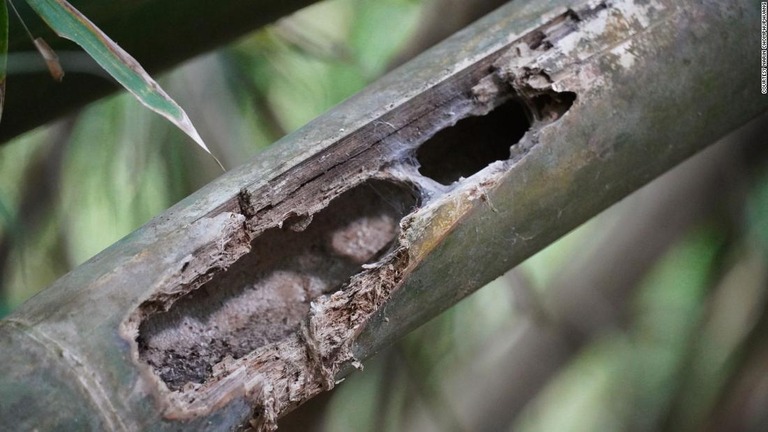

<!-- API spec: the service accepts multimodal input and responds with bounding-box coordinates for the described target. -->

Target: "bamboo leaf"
[0,0,8,122]
[23,0,224,169]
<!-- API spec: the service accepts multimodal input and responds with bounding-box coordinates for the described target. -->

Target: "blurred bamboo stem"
[0,0,320,143]
[0,0,764,430]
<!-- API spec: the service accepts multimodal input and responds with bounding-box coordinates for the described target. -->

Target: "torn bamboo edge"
[0,0,764,430]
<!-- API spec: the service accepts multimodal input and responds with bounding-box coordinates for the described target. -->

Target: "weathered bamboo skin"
[0,0,764,430]
[352,0,766,359]
[0,0,320,143]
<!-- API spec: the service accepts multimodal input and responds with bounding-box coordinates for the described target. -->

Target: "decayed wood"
[0,0,764,430]
[0,0,319,143]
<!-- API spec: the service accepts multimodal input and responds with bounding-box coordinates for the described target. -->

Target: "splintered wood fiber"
[137,180,418,390]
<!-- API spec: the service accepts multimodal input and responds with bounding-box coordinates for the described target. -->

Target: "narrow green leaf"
[23,0,224,169]
[0,0,8,122]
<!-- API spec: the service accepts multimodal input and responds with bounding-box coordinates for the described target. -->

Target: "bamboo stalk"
[0,0,764,430]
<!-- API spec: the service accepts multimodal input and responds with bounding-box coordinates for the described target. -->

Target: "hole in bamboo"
[415,99,530,185]
[415,87,575,185]
[137,180,419,391]
[529,91,577,123]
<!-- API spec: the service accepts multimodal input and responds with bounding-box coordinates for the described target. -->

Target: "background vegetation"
[1,0,766,430]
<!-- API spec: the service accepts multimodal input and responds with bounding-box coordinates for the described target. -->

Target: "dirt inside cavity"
[137,180,419,391]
